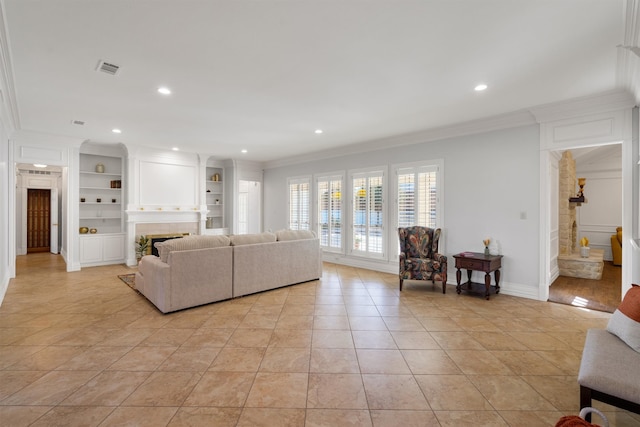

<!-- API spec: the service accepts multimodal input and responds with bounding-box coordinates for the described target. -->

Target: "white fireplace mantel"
[126,206,207,224]
[125,206,208,265]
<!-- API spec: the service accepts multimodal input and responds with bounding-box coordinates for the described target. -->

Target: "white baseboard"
[322,253,397,274]
[61,248,81,272]
[499,281,541,301]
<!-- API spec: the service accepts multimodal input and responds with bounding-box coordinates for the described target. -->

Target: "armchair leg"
[399,278,403,291]
[580,386,592,422]
[441,272,447,294]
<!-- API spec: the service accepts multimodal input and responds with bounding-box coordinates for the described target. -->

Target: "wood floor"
[548,261,622,313]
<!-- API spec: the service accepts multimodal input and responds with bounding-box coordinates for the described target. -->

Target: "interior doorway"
[16,164,63,259]
[238,180,261,234]
[548,144,622,310]
[27,189,51,253]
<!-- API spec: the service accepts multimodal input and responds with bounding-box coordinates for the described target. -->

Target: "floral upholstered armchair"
[398,226,447,293]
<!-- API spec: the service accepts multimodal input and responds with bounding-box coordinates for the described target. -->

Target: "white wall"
[264,124,541,300]
[0,118,10,304]
[575,174,622,260]
[573,145,622,261]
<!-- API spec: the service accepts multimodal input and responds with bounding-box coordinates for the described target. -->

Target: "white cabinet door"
[103,234,125,261]
[80,236,103,264]
[80,233,125,266]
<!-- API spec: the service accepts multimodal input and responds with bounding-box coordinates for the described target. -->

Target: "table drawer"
[456,258,484,270]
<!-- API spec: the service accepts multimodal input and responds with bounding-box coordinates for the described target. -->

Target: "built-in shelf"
[79,147,126,266]
[205,164,224,231]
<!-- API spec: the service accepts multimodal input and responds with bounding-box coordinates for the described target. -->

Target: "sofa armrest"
[166,246,233,312]
[135,255,171,311]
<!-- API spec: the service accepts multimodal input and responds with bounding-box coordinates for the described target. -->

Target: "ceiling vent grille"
[96,60,120,76]
[71,119,85,126]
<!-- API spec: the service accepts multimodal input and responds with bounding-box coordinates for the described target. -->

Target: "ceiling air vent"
[71,119,85,126]
[96,60,120,76]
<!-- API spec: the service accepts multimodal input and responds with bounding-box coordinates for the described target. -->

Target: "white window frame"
[287,176,311,230]
[315,172,344,253]
[391,159,444,259]
[348,166,387,259]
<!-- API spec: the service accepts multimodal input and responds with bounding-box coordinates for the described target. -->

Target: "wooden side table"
[453,252,503,300]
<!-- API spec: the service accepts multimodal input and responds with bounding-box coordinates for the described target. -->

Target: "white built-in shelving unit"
[204,163,226,234]
[79,146,126,266]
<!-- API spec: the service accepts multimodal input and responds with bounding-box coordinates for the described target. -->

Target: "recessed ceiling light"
[314,129,323,134]
[33,164,47,168]
[241,149,248,154]
[112,128,122,134]
[158,87,171,95]
[172,147,179,151]
[474,84,488,91]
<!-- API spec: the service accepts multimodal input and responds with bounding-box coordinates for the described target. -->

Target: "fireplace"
[143,233,190,256]
[126,207,207,266]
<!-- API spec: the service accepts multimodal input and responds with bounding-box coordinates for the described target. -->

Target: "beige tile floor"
[1,253,639,426]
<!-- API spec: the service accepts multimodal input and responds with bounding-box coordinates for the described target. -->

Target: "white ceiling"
[3,0,636,163]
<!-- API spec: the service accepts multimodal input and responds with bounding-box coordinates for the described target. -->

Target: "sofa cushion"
[578,328,640,406]
[607,284,640,353]
[230,232,277,246]
[276,229,316,241]
[155,235,231,263]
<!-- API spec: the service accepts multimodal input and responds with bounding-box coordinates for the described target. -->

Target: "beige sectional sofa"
[134,231,321,313]
[232,230,323,297]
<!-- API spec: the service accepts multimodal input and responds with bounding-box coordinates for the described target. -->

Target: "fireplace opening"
[144,233,190,256]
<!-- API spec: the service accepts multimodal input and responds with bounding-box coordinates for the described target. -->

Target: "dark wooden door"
[27,189,50,253]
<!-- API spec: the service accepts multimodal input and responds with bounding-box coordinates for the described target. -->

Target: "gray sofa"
[134,231,322,313]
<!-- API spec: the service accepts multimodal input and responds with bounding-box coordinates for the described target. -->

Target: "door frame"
[538,107,635,301]
[50,187,58,254]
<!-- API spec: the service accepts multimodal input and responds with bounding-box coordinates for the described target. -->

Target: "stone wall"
[558,249,604,280]
[558,151,577,255]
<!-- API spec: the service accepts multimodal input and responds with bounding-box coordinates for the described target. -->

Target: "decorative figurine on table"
[483,238,490,256]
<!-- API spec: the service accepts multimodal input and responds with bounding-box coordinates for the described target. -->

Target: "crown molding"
[265,89,637,170]
[624,0,639,47]
[0,0,19,132]
[528,89,636,124]
[264,109,536,169]
[616,47,640,104]
[618,0,640,104]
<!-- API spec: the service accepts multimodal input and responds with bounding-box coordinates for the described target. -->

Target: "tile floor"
[1,253,639,426]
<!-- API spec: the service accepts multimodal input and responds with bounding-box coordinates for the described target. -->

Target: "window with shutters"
[316,173,343,252]
[288,177,311,230]
[396,163,440,229]
[350,168,385,258]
